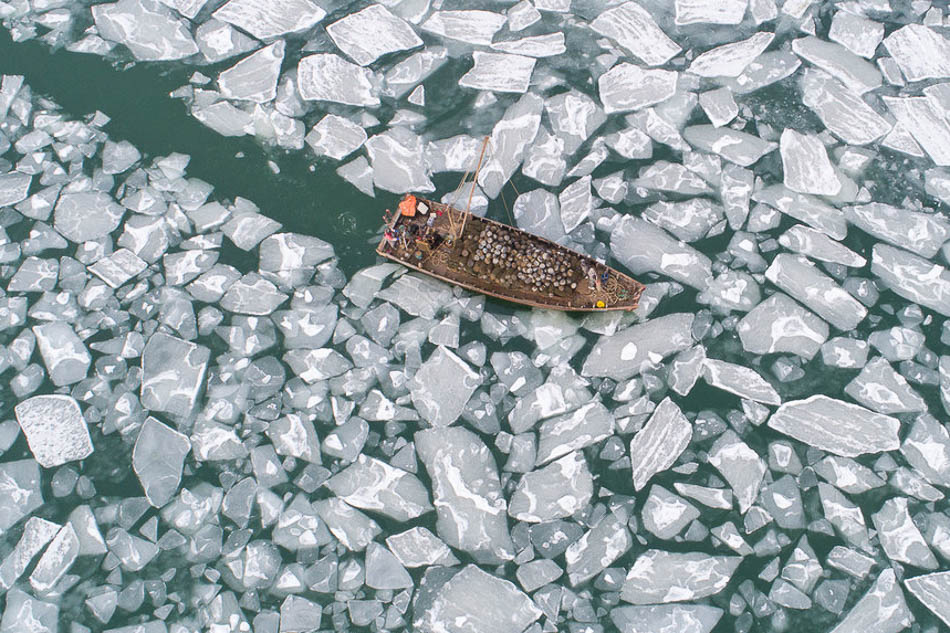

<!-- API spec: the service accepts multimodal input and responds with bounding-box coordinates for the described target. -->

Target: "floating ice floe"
[326,4,422,66]
[297,54,379,106]
[217,40,285,103]
[611,218,712,289]
[871,244,950,317]
[780,129,841,196]
[93,0,199,61]
[621,550,741,604]
[599,64,678,114]
[768,395,900,457]
[421,10,507,46]
[688,32,775,78]
[590,2,681,67]
[765,254,866,330]
[883,24,950,82]
[14,395,93,468]
[675,0,747,25]
[212,0,326,39]
[460,52,536,94]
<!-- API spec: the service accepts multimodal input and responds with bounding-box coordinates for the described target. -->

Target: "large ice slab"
[703,358,781,405]
[383,47,448,98]
[829,11,884,58]
[884,96,950,166]
[829,569,911,633]
[629,397,691,491]
[682,125,775,167]
[218,41,284,103]
[14,395,93,468]
[297,54,378,106]
[582,312,694,381]
[409,346,479,427]
[754,185,846,239]
[779,225,865,267]
[621,550,741,604]
[141,332,210,417]
[611,605,723,633]
[365,128,434,194]
[801,70,891,145]
[54,192,124,243]
[478,94,543,199]
[871,244,950,317]
[768,395,900,457]
[460,52,535,94]
[413,565,541,633]
[708,430,765,512]
[566,513,631,585]
[32,322,91,386]
[792,36,881,95]
[325,455,432,521]
[904,571,950,628]
[590,2,681,66]
[780,129,841,195]
[611,217,712,289]
[416,427,514,563]
[0,172,31,206]
[675,0,746,25]
[213,0,325,39]
[765,254,866,330]
[872,497,938,569]
[536,402,613,465]
[689,32,774,78]
[420,10,506,45]
[737,293,828,359]
[846,202,950,259]
[92,0,198,61]
[327,4,421,66]
[844,356,926,414]
[508,451,593,522]
[883,24,950,82]
[599,64,677,114]
[133,416,190,507]
[901,414,950,488]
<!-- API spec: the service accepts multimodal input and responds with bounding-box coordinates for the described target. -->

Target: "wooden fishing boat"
[376,195,645,312]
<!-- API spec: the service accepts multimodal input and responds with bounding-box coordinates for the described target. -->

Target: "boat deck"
[376,198,644,312]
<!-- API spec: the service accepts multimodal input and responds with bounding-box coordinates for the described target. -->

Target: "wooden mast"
[456,136,490,241]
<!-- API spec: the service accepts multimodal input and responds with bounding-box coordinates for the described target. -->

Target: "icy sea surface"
[2,1,950,632]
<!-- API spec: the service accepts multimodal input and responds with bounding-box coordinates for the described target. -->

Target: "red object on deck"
[398,195,417,217]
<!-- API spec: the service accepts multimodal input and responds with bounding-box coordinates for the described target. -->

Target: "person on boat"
[383,229,397,250]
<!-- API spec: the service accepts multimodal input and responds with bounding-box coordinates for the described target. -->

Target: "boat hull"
[376,197,645,312]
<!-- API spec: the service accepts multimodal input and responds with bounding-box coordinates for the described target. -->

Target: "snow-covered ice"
[765,254,867,330]
[297,54,379,106]
[590,2,681,67]
[768,395,900,457]
[217,41,284,103]
[212,0,325,39]
[780,129,841,196]
[599,64,678,114]
[93,0,199,61]
[460,52,536,94]
[689,32,774,78]
[326,4,422,66]
[14,395,93,468]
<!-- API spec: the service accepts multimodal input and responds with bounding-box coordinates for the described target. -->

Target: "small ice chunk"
[460,52,536,94]
[157,0,206,19]
[220,273,288,314]
[737,293,828,359]
[413,565,541,633]
[642,485,700,539]
[491,33,566,57]
[559,176,592,233]
[410,346,480,427]
[421,10,506,45]
[415,427,515,563]
[598,63,678,114]
[387,527,459,568]
[536,402,613,465]
[675,0,746,25]
[590,2,681,67]
[218,41,284,103]
[699,87,738,127]
[195,19,257,63]
[213,0,325,39]
[779,225,865,267]
[872,497,938,569]
[54,192,124,243]
[792,36,881,95]
[829,569,911,633]
[565,513,631,585]
[314,497,379,551]
[621,550,741,604]
[382,47,448,98]
[611,217,712,289]
[669,345,706,396]
[32,322,91,386]
[92,0,198,61]
[846,202,950,259]
[327,4,421,66]
[325,454,432,522]
[337,156,375,197]
[904,572,950,628]
[901,414,950,488]
[780,129,841,196]
[88,248,148,288]
[815,455,884,494]
[14,395,93,468]
[682,125,776,167]
[844,356,926,414]
[583,312,694,380]
[829,11,884,58]
[0,459,43,533]
[297,54,378,106]
[365,542,412,590]
[689,32,774,78]
[305,115,367,161]
[726,50,801,94]
[0,172,31,206]
[141,332,210,417]
[768,394,900,457]
[1,588,58,633]
[133,417,190,507]
[708,430,766,512]
[508,1,541,31]
[192,101,253,136]
[801,70,891,146]
[508,451,593,522]
[643,199,724,242]
[871,244,950,317]
[611,605,722,633]
[629,397,691,491]
[765,254,866,330]
[703,358,781,405]
[365,128,435,194]
[883,24,950,82]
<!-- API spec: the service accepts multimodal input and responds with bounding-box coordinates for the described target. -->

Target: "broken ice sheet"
[0,459,43,533]
[217,41,284,103]
[611,604,723,633]
[92,0,199,61]
[420,10,506,46]
[884,95,950,166]
[590,2,681,67]
[904,571,950,628]
[801,70,891,146]
[611,218,712,290]
[829,569,911,633]
[324,454,432,522]
[326,4,422,66]
[460,52,536,94]
[708,430,766,513]
[508,451,593,522]
[297,54,379,107]
[883,24,950,82]
[598,63,678,114]
[409,346,479,427]
[621,550,741,604]
[305,114,367,161]
[737,292,829,359]
[0,171,31,206]
[365,127,434,194]
[629,397,691,491]
[780,129,841,196]
[140,332,210,417]
[682,125,776,167]
[688,32,774,78]
[213,0,326,39]
[702,358,781,405]
[765,254,866,330]
[14,394,93,469]
[768,395,900,457]
[675,0,747,25]
[132,416,190,507]
[871,244,950,317]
